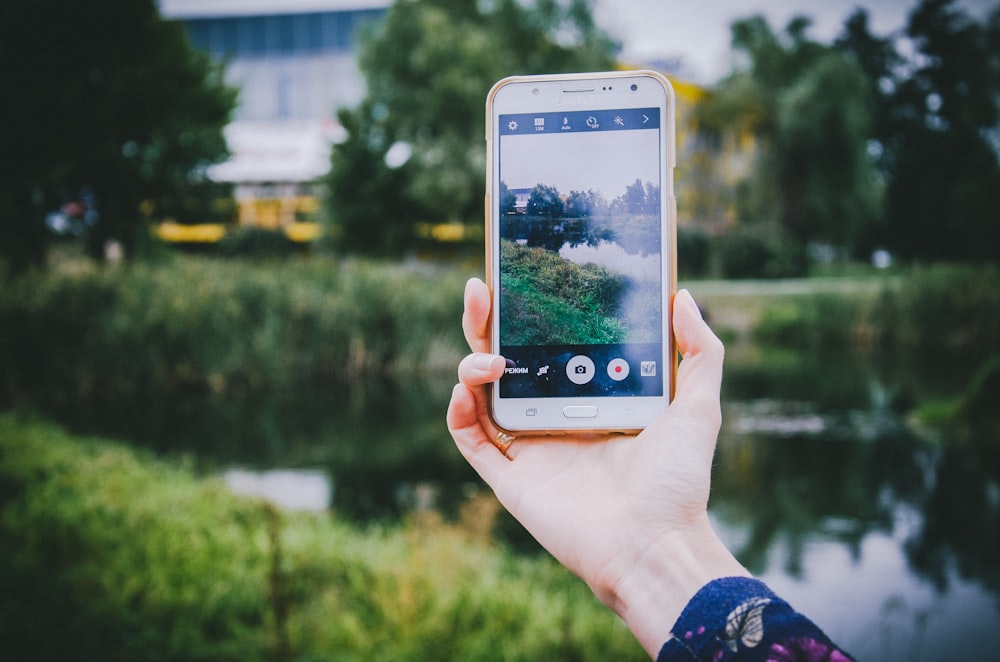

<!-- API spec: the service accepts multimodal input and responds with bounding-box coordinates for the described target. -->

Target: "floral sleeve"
[657,577,855,662]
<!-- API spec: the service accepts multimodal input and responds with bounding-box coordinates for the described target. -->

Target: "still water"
[46,346,999,661]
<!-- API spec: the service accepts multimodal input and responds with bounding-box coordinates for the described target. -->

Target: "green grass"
[499,240,632,345]
[0,411,646,661]
[0,254,469,403]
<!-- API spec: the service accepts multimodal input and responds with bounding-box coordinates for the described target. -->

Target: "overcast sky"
[501,129,660,200]
[593,0,999,84]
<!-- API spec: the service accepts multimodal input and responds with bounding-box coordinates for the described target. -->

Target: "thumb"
[669,289,724,431]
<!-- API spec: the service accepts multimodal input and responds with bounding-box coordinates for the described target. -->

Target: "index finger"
[462,277,492,354]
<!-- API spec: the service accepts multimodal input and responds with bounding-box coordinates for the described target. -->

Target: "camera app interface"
[497,107,664,398]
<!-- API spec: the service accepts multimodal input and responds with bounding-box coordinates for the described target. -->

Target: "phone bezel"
[485,70,678,434]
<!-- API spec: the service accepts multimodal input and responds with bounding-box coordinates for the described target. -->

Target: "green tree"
[565,189,604,218]
[698,16,878,273]
[498,181,518,216]
[840,0,1000,262]
[327,0,617,255]
[527,184,564,219]
[0,0,237,271]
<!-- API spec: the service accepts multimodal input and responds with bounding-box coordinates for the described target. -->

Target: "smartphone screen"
[486,72,675,432]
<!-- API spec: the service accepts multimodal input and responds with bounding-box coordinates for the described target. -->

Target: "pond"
[41,343,1000,661]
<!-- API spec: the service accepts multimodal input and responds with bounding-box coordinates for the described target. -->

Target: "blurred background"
[1,0,998,659]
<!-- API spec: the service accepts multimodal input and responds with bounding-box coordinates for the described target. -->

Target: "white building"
[158,0,390,230]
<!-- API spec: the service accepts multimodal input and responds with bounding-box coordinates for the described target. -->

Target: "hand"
[447,278,749,656]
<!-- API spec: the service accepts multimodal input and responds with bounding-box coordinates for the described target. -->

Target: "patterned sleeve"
[656,577,855,662]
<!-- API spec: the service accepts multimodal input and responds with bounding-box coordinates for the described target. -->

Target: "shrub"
[716,226,804,279]
[218,227,299,257]
[752,294,868,349]
[677,226,710,279]
[871,264,1000,360]
[0,256,468,403]
[0,412,273,661]
[0,412,646,661]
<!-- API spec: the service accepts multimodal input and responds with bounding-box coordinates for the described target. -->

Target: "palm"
[449,277,720,573]
[475,411,712,582]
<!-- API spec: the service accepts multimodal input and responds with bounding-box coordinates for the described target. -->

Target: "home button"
[563,405,598,419]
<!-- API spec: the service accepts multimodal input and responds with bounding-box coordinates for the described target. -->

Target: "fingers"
[462,278,492,353]
[450,348,510,482]
[458,352,506,386]
[446,383,513,486]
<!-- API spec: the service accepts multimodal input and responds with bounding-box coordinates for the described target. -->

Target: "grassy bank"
[0,412,645,661]
[3,257,996,440]
[0,255,469,403]
[687,265,999,360]
[499,239,628,346]
[689,265,1000,441]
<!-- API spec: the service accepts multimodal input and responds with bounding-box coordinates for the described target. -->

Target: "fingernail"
[472,353,502,371]
[676,289,703,320]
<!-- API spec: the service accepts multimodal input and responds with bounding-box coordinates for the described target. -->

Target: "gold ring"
[494,432,515,458]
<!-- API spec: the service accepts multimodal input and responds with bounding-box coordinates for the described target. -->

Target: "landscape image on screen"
[498,126,663,347]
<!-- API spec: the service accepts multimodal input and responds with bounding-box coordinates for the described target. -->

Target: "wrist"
[598,517,751,657]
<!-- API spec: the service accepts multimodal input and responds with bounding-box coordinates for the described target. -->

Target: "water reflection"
[41,374,479,520]
[715,347,1000,660]
[223,468,331,511]
[558,240,660,282]
[32,344,1000,660]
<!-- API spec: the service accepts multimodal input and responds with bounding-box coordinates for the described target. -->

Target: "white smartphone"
[485,70,677,434]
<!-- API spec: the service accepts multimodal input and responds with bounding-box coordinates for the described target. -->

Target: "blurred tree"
[0,0,237,271]
[698,16,879,273]
[526,184,564,219]
[498,181,518,216]
[839,0,1000,263]
[326,0,618,255]
[564,189,603,218]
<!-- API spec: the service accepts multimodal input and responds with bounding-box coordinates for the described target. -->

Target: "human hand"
[446,278,748,656]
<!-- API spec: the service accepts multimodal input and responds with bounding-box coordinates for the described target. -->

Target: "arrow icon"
[642,114,650,125]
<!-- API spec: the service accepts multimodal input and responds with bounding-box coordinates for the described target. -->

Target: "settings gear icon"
[507,120,519,131]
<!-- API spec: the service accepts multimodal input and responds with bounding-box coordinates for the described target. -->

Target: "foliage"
[869,264,1000,362]
[698,15,879,271]
[499,240,628,345]
[326,0,618,255]
[695,0,1000,270]
[745,264,1000,436]
[837,0,1000,263]
[752,294,869,349]
[750,265,1000,361]
[914,355,1000,444]
[0,412,273,660]
[676,227,710,279]
[217,227,300,258]
[0,412,646,661]
[500,182,661,254]
[0,256,468,403]
[715,223,802,279]
[0,0,237,271]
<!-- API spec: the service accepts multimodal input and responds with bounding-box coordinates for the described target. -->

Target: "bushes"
[0,256,468,402]
[0,413,645,660]
[716,225,804,280]
[0,413,273,660]
[499,240,629,345]
[752,294,870,349]
[750,265,1000,360]
[869,264,1000,360]
[745,265,1000,438]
